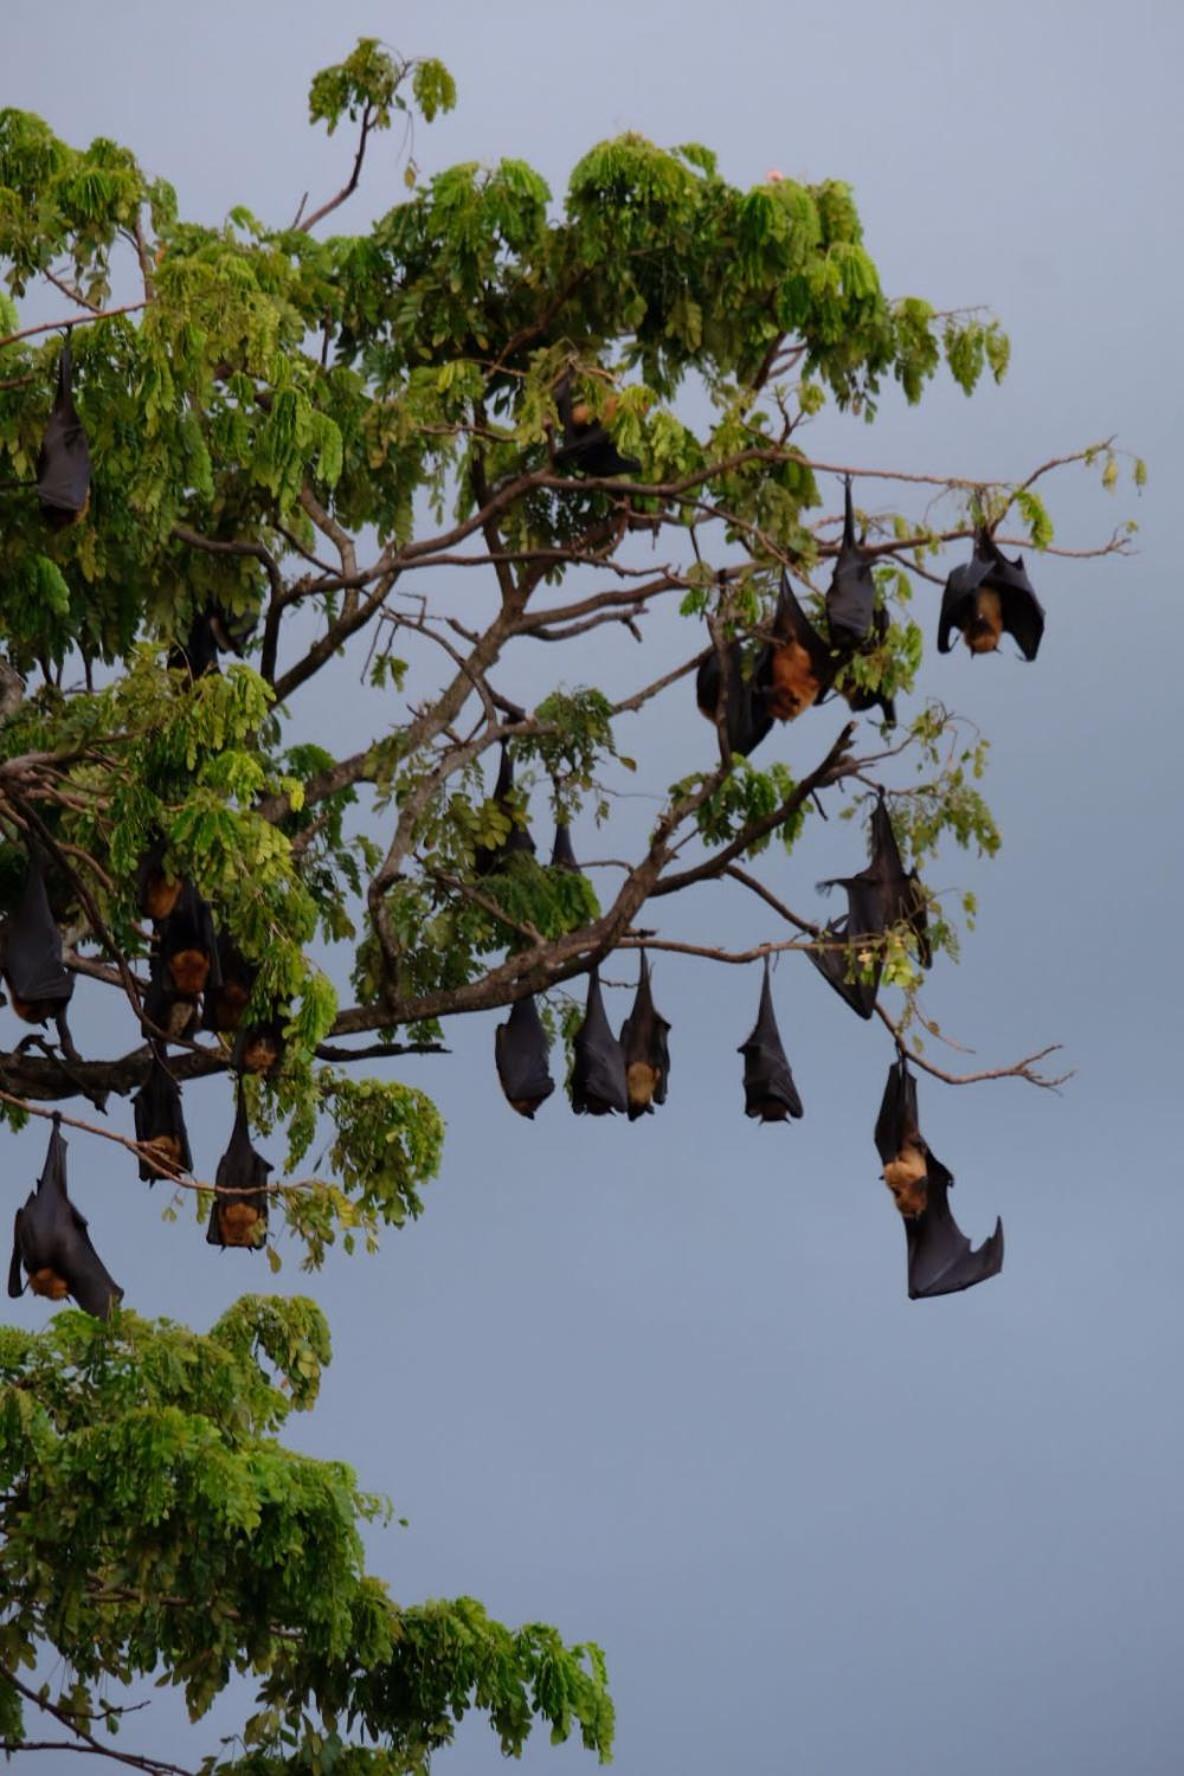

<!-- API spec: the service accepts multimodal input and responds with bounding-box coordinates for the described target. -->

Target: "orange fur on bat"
[570,394,618,428]
[767,641,822,721]
[626,1060,660,1112]
[142,1133,183,1169]
[167,949,210,997]
[217,1202,263,1246]
[143,874,183,922]
[29,1267,69,1301]
[883,1144,929,1218]
[964,588,1003,655]
[240,1033,281,1076]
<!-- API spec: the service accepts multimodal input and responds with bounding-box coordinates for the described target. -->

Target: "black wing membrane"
[619,951,671,1120]
[758,571,834,722]
[553,373,640,478]
[36,340,91,529]
[938,530,1044,661]
[2,847,74,1013]
[906,1154,1005,1299]
[474,743,536,876]
[132,1053,193,1182]
[826,476,877,647]
[810,794,930,1016]
[8,1118,122,1318]
[550,821,579,871]
[696,639,774,757]
[738,959,802,1122]
[570,966,628,1116]
[206,1094,272,1249]
[495,994,555,1118]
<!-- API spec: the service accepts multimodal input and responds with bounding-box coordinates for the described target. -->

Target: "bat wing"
[773,570,834,680]
[133,1056,193,1179]
[169,614,221,679]
[571,968,628,1115]
[826,478,877,647]
[1000,576,1045,661]
[495,996,555,1117]
[550,822,579,871]
[28,1123,122,1318]
[36,343,91,526]
[696,642,774,757]
[906,1155,1004,1299]
[738,965,802,1121]
[873,1058,920,1167]
[208,1096,273,1246]
[59,1206,124,1319]
[807,913,880,1019]
[8,1209,27,1298]
[937,543,992,653]
[3,853,73,1006]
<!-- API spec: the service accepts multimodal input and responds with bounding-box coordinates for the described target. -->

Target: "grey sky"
[3,1,1182,1772]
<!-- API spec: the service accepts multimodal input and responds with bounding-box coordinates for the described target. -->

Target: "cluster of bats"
[0,355,1023,1320]
[490,785,1003,1299]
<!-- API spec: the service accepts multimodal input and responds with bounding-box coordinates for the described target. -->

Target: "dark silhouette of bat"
[553,373,641,478]
[168,612,221,679]
[495,994,555,1117]
[233,1014,286,1078]
[826,477,877,648]
[203,932,257,1033]
[550,820,579,871]
[696,639,774,757]
[938,530,1044,660]
[759,571,834,722]
[474,743,536,875]
[8,1117,122,1317]
[140,941,198,1042]
[570,965,628,1115]
[136,836,183,924]
[158,882,219,1002]
[874,1056,1003,1298]
[1,849,76,1056]
[619,951,670,1119]
[36,340,91,530]
[133,1052,193,1182]
[838,605,897,727]
[810,793,929,1016]
[206,1093,272,1249]
[738,959,802,1122]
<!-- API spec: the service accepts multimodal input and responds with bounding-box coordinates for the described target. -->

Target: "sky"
[3,2,1183,1773]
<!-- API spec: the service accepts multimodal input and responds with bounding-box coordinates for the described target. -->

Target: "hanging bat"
[2,847,75,1047]
[839,606,897,727]
[550,820,580,871]
[619,951,670,1119]
[8,1117,123,1317]
[495,993,555,1118]
[202,932,257,1033]
[36,340,91,530]
[140,941,199,1042]
[874,1056,1004,1298]
[233,1014,286,1078]
[938,530,1044,660]
[570,965,628,1116]
[826,477,877,648]
[206,1093,272,1249]
[696,639,774,757]
[136,836,183,924]
[737,958,802,1122]
[132,1052,193,1182]
[158,882,219,1001]
[810,793,929,1016]
[758,571,834,722]
[474,743,536,876]
[168,612,221,680]
[553,372,641,478]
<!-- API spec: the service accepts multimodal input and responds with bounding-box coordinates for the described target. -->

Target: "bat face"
[235,1018,286,1077]
[495,994,555,1118]
[8,1120,123,1318]
[938,531,1044,662]
[737,962,803,1122]
[2,848,74,1022]
[36,342,91,529]
[873,1057,1004,1298]
[570,966,628,1116]
[474,744,536,876]
[553,373,641,478]
[618,952,671,1120]
[159,884,218,1002]
[133,1055,193,1182]
[206,1096,272,1249]
[825,478,877,648]
[696,641,774,756]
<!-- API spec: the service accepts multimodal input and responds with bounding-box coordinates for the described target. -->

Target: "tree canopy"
[0,36,1137,1775]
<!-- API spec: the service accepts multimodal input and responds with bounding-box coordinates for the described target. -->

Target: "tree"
[0,36,1136,1774]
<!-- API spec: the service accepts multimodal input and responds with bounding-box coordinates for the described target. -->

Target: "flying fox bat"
[8,1118,122,1317]
[495,993,555,1118]
[938,530,1044,660]
[140,941,199,1042]
[553,373,641,478]
[136,836,183,924]
[826,477,877,648]
[550,820,579,871]
[737,959,802,1122]
[570,965,628,1116]
[158,883,219,1001]
[839,606,897,727]
[133,1053,193,1182]
[758,571,834,722]
[696,639,774,757]
[168,612,221,680]
[619,951,670,1119]
[474,744,536,876]
[206,1094,272,1249]
[810,793,929,1016]
[202,933,257,1033]
[36,340,91,530]
[234,1014,286,1078]
[874,1056,1004,1298]
[2,848,74,1026]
